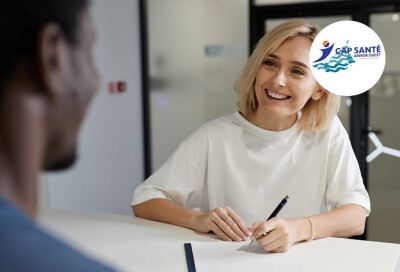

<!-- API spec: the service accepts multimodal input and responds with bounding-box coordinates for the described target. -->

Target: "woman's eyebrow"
[290,61,310,70]
[267,54,309,70]
[268,54,279,60]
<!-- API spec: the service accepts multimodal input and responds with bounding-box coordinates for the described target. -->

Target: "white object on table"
[191,239,400,272]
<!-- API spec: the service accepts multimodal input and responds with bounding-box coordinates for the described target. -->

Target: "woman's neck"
[242,110,297,131]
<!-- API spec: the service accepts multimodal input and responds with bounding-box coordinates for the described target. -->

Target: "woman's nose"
[272,70,286,88]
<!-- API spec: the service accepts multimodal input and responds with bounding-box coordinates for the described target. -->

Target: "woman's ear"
[311,86,325,101]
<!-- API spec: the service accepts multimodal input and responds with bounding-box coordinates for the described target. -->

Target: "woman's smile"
[265,89,291,101]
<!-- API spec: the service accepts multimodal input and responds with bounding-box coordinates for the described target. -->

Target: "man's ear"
[37,23,70,97]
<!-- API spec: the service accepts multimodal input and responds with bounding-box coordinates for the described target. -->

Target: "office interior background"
[39,0,400,244]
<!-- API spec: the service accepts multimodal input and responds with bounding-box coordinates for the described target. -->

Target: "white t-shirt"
[132,112,370,226]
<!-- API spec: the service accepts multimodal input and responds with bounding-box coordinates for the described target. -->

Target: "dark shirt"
[0,197,117,272]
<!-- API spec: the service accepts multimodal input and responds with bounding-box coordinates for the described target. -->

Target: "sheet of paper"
[191,238,400,272]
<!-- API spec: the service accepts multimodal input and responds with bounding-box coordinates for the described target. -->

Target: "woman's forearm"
[134,200,366,246]
[290,203,367,242]
[132,198,202,230]
[133,199,251,241]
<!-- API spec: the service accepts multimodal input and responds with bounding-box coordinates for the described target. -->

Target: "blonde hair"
[234,19,339,132]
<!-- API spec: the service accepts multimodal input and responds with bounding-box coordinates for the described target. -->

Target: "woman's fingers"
[207,220,232,241]
[250,219,276,241]
[259,229,290,252]
[201,206,249,242]
[225,206,251,238]
[250,218,295,252]
[218,206,250,241]
[194,206,250,242]
[223,217,247,241]
[211,211,243,241]
[248,221,262,233]
[261,234,284,252]
[258,228,281,247]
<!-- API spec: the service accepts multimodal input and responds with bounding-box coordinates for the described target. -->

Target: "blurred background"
[40,0,400,244]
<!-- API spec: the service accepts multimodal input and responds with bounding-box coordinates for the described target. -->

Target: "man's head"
[0,0,99,171]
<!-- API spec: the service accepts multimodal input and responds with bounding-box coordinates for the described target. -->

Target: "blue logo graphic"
[313,40,355,73]
[313,40,334,63]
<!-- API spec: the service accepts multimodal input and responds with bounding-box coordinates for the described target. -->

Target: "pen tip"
[285,195,289,200]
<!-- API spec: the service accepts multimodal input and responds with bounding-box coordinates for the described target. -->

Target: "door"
[367,12,400,243]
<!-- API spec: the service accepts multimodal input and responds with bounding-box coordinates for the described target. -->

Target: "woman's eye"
[293,69,304,76]
[264,60,276,67]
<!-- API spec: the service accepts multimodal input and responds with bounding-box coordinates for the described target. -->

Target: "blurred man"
[0,0,116,270]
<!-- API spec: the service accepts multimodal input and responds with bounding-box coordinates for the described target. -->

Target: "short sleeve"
[325,117,371,216]
[131,129,208,211]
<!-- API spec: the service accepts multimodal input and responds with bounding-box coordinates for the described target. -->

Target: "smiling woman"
[251,37,322,131]
[235,19,338,132]
[131,19,370,253]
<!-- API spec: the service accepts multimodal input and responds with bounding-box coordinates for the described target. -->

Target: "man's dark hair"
[0,0,89,90]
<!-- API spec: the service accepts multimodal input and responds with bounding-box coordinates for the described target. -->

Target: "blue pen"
[249,195,289,246]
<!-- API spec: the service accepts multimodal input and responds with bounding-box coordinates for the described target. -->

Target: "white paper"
[191,238,400,272]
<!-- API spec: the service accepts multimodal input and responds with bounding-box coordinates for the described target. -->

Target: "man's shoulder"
[0,199,115,272]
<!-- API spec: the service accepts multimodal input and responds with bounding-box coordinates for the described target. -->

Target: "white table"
[38,208,400,272]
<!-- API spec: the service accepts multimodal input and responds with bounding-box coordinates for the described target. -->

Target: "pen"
[249,195,289,246]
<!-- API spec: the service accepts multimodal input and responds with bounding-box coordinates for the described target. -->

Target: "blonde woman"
[132,19,370,252]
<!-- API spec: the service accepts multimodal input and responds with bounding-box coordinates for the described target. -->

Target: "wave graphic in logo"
[313,40,334,63]
[312,41,355,73]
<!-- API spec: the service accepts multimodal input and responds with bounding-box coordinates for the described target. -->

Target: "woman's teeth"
[267,90,290,100]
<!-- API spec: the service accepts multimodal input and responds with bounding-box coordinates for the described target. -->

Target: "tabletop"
[38,208,400,272]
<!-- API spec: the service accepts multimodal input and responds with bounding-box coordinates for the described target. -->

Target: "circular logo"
[309,21,385,96]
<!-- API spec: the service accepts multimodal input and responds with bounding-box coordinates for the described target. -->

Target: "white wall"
[44,0,143,216]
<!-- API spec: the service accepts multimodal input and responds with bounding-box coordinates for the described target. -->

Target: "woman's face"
[254,36,322,121]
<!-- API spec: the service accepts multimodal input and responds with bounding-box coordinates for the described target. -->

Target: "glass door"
[146,0,249,173]
[367,12,400,243]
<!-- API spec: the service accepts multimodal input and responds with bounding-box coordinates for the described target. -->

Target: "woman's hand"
[192,206,250,242]
[248,217,299,253]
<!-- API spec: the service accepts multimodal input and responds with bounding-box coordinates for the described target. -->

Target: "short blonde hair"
[234,19,339,132]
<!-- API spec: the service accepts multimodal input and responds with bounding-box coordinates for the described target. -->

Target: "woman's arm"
[249,203,366,252]
[133,198,202,230]
[132,198,250,241]
[303,203,366,238]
